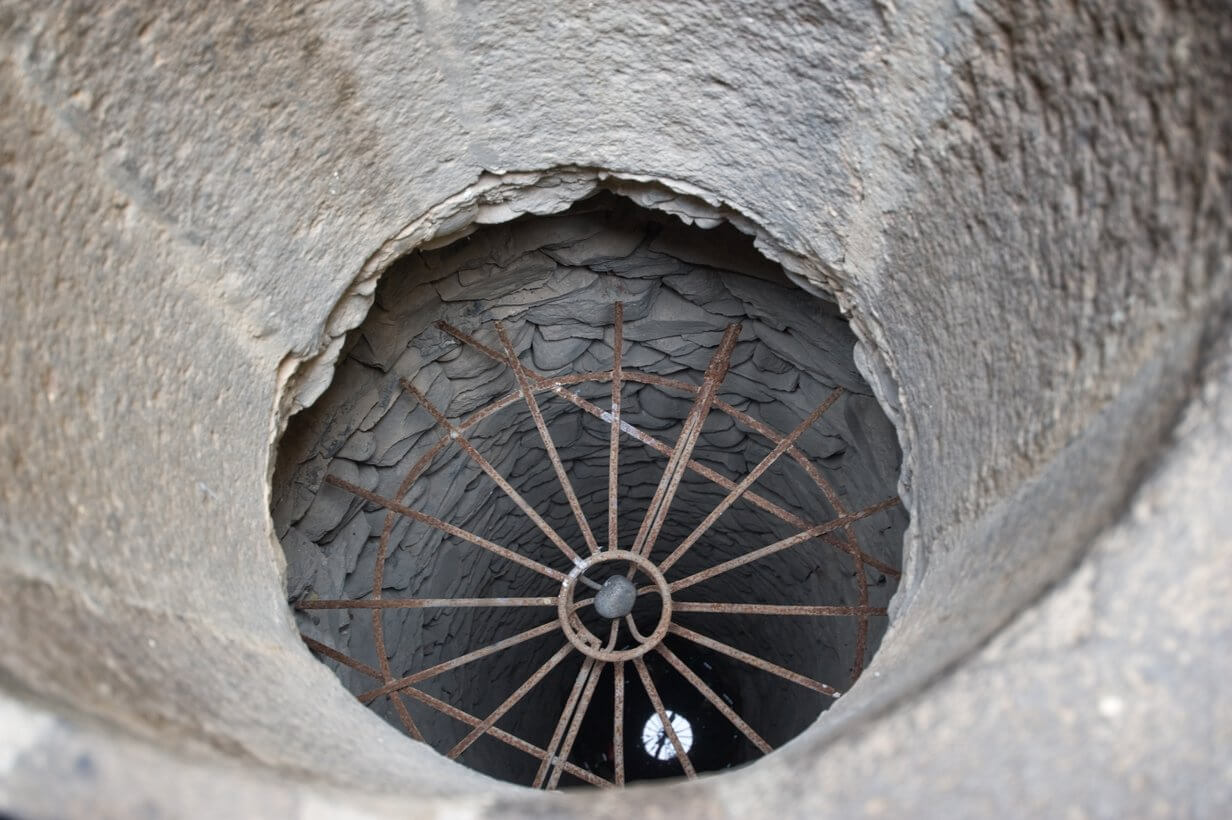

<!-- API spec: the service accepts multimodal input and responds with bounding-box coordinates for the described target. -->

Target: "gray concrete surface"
[1,0,1228,817]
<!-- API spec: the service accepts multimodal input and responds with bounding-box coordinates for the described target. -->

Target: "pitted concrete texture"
[1,0,1229,817]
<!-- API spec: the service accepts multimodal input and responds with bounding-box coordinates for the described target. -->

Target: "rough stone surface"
[0,0,1228,817]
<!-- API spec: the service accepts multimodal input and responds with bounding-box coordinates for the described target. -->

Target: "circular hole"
[641,711,693,761]
[272,191,907,788]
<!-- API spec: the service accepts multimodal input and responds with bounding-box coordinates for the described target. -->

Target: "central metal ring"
[558,549,672,661]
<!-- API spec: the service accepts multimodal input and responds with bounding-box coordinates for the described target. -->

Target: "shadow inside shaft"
[562,636,758,786]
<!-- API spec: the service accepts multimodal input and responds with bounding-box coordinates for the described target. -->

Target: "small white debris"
[1097,694,1125,719]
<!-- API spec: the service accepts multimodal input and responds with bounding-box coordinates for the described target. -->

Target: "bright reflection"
[640,710,694,761]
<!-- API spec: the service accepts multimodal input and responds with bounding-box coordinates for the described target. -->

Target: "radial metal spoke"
[613,660,626,787]
[630,324,741,562]
[495,321,602,556]
[655,643,771,755]
[852,553,870,682]
[388,688,426,742]
[658,387,842,574]
[673,602,887,616]
[403,684,613,788]
[447,643,574,760]
[303,636,383,679]
[624,371,903,578]
[534,657,600,789]
[545,622,617,789]
[608,301,624,552]
[299,596,558,610]
[668,624,839,697]
[632,656,696,779]
[324,475,566,582]
[357,620,560,703]
[435,319,899,578]
[303,636,611,787]
[367,572,425,741]
[403,379,586,568]
[560,384,896,577]
[371,368,615,588]
[719,383,875,683]
[547,652,606,789]
[668,496,901,593]
[303,635,425,740]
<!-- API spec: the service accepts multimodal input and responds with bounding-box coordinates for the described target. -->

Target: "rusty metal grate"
[297,302,901,788]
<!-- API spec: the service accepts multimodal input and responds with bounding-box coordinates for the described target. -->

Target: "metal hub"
[557,549,673,662]
[594,576,637,619]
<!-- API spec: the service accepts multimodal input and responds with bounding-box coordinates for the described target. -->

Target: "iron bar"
[852,552,870,681]
[625,614,651,643]
[658,387,842,574]
[534,657,600,789]
[668,496,901,593]
[668,624,839,697]
[403,379,586,567]
[389,687,426,743]
[546,622,617,789]
[302,636,382,679]
[495,321,602,556]
[608,301,623,552]
[613,660,626,787]
[357,620,561,703]
[324,475,566,582]
[632,656,696,779]
[655,642,771,754]
[547,653,605,789]
[630,324,741,562]
[672,602,887,616]
[447,642,574,760]
[396,680,613,788]
[304,635,425,741]
[299,596,558,610]
[304,636,611,787]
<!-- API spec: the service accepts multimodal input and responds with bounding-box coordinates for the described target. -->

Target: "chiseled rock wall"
[273,196,905,782]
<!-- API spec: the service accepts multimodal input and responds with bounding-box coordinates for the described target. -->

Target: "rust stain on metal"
[298,596,558,610]
[403,378,586,567]
[323,475,566,582]
[447,642,574,760]
[671,602,889,616]
[630,323,741,563]
[668,624,840,698]
[657,386,843,574]
[608,301,624,553]
[496,320,602,556]
[356,620,560,704]
[613,660,626,787]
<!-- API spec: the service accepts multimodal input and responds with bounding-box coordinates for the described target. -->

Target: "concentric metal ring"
[558,550,672,662]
